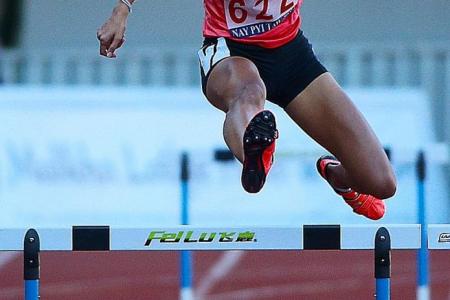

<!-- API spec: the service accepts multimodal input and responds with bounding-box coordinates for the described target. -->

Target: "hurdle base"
[417,285,430,300]
[180,287,194,300]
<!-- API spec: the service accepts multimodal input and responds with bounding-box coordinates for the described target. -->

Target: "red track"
[0,251,449,299]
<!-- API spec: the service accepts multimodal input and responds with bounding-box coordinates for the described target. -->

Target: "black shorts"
[198,31,327,108]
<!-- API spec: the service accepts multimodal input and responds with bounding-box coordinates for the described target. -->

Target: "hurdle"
[1,224,450,299]
[1,145,448,299]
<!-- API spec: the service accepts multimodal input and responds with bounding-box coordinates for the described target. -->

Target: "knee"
[371,172,397,199]
[230,82,266,109]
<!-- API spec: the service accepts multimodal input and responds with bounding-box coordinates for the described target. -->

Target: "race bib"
[224,0,299,38]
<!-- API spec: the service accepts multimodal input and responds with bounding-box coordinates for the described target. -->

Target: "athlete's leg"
[205,56,278,193]
[206,57,266,163]
[285,73,396,199]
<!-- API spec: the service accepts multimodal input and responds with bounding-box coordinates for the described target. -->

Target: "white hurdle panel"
[0,224,427,251]
[428,224,450,249]
[2,224,449,300]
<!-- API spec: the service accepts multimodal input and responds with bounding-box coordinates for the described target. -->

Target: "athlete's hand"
[97,4,129,58]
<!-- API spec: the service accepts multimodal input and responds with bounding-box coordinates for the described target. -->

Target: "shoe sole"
[241,110,278,193]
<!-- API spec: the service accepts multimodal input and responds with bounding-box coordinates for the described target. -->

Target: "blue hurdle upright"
[375,227,391,300]
[180,152,194,300]
[23,229,40,300]
[416,151,430,300]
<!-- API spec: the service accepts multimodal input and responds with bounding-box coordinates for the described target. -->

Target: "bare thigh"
[285,72,396,197]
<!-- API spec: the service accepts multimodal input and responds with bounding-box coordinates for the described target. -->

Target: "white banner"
[0,87,447,228]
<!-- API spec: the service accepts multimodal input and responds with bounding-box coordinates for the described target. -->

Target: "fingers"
[97,28,111,57]
[100,41,108,56]
[106,36,124,58]
[97,34,125,58]
[106,38,125,58]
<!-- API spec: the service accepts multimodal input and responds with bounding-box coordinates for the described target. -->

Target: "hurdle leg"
[24,229,40,300]
[375,227,391,300]
[180,251,193,300]
[416,151,430,300]
[180,152,194,300]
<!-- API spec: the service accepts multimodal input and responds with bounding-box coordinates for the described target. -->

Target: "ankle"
[326,164,351,191]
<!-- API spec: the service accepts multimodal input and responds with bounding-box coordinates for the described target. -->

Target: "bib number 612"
[228,0,296,24]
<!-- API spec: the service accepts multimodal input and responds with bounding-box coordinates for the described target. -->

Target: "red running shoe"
[241,110,278,193]
[316,155,385,220]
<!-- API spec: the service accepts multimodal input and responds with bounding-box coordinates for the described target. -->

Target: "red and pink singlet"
[203,0,303,48]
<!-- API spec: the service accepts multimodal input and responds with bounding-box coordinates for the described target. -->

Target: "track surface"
[0,251,449,299]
